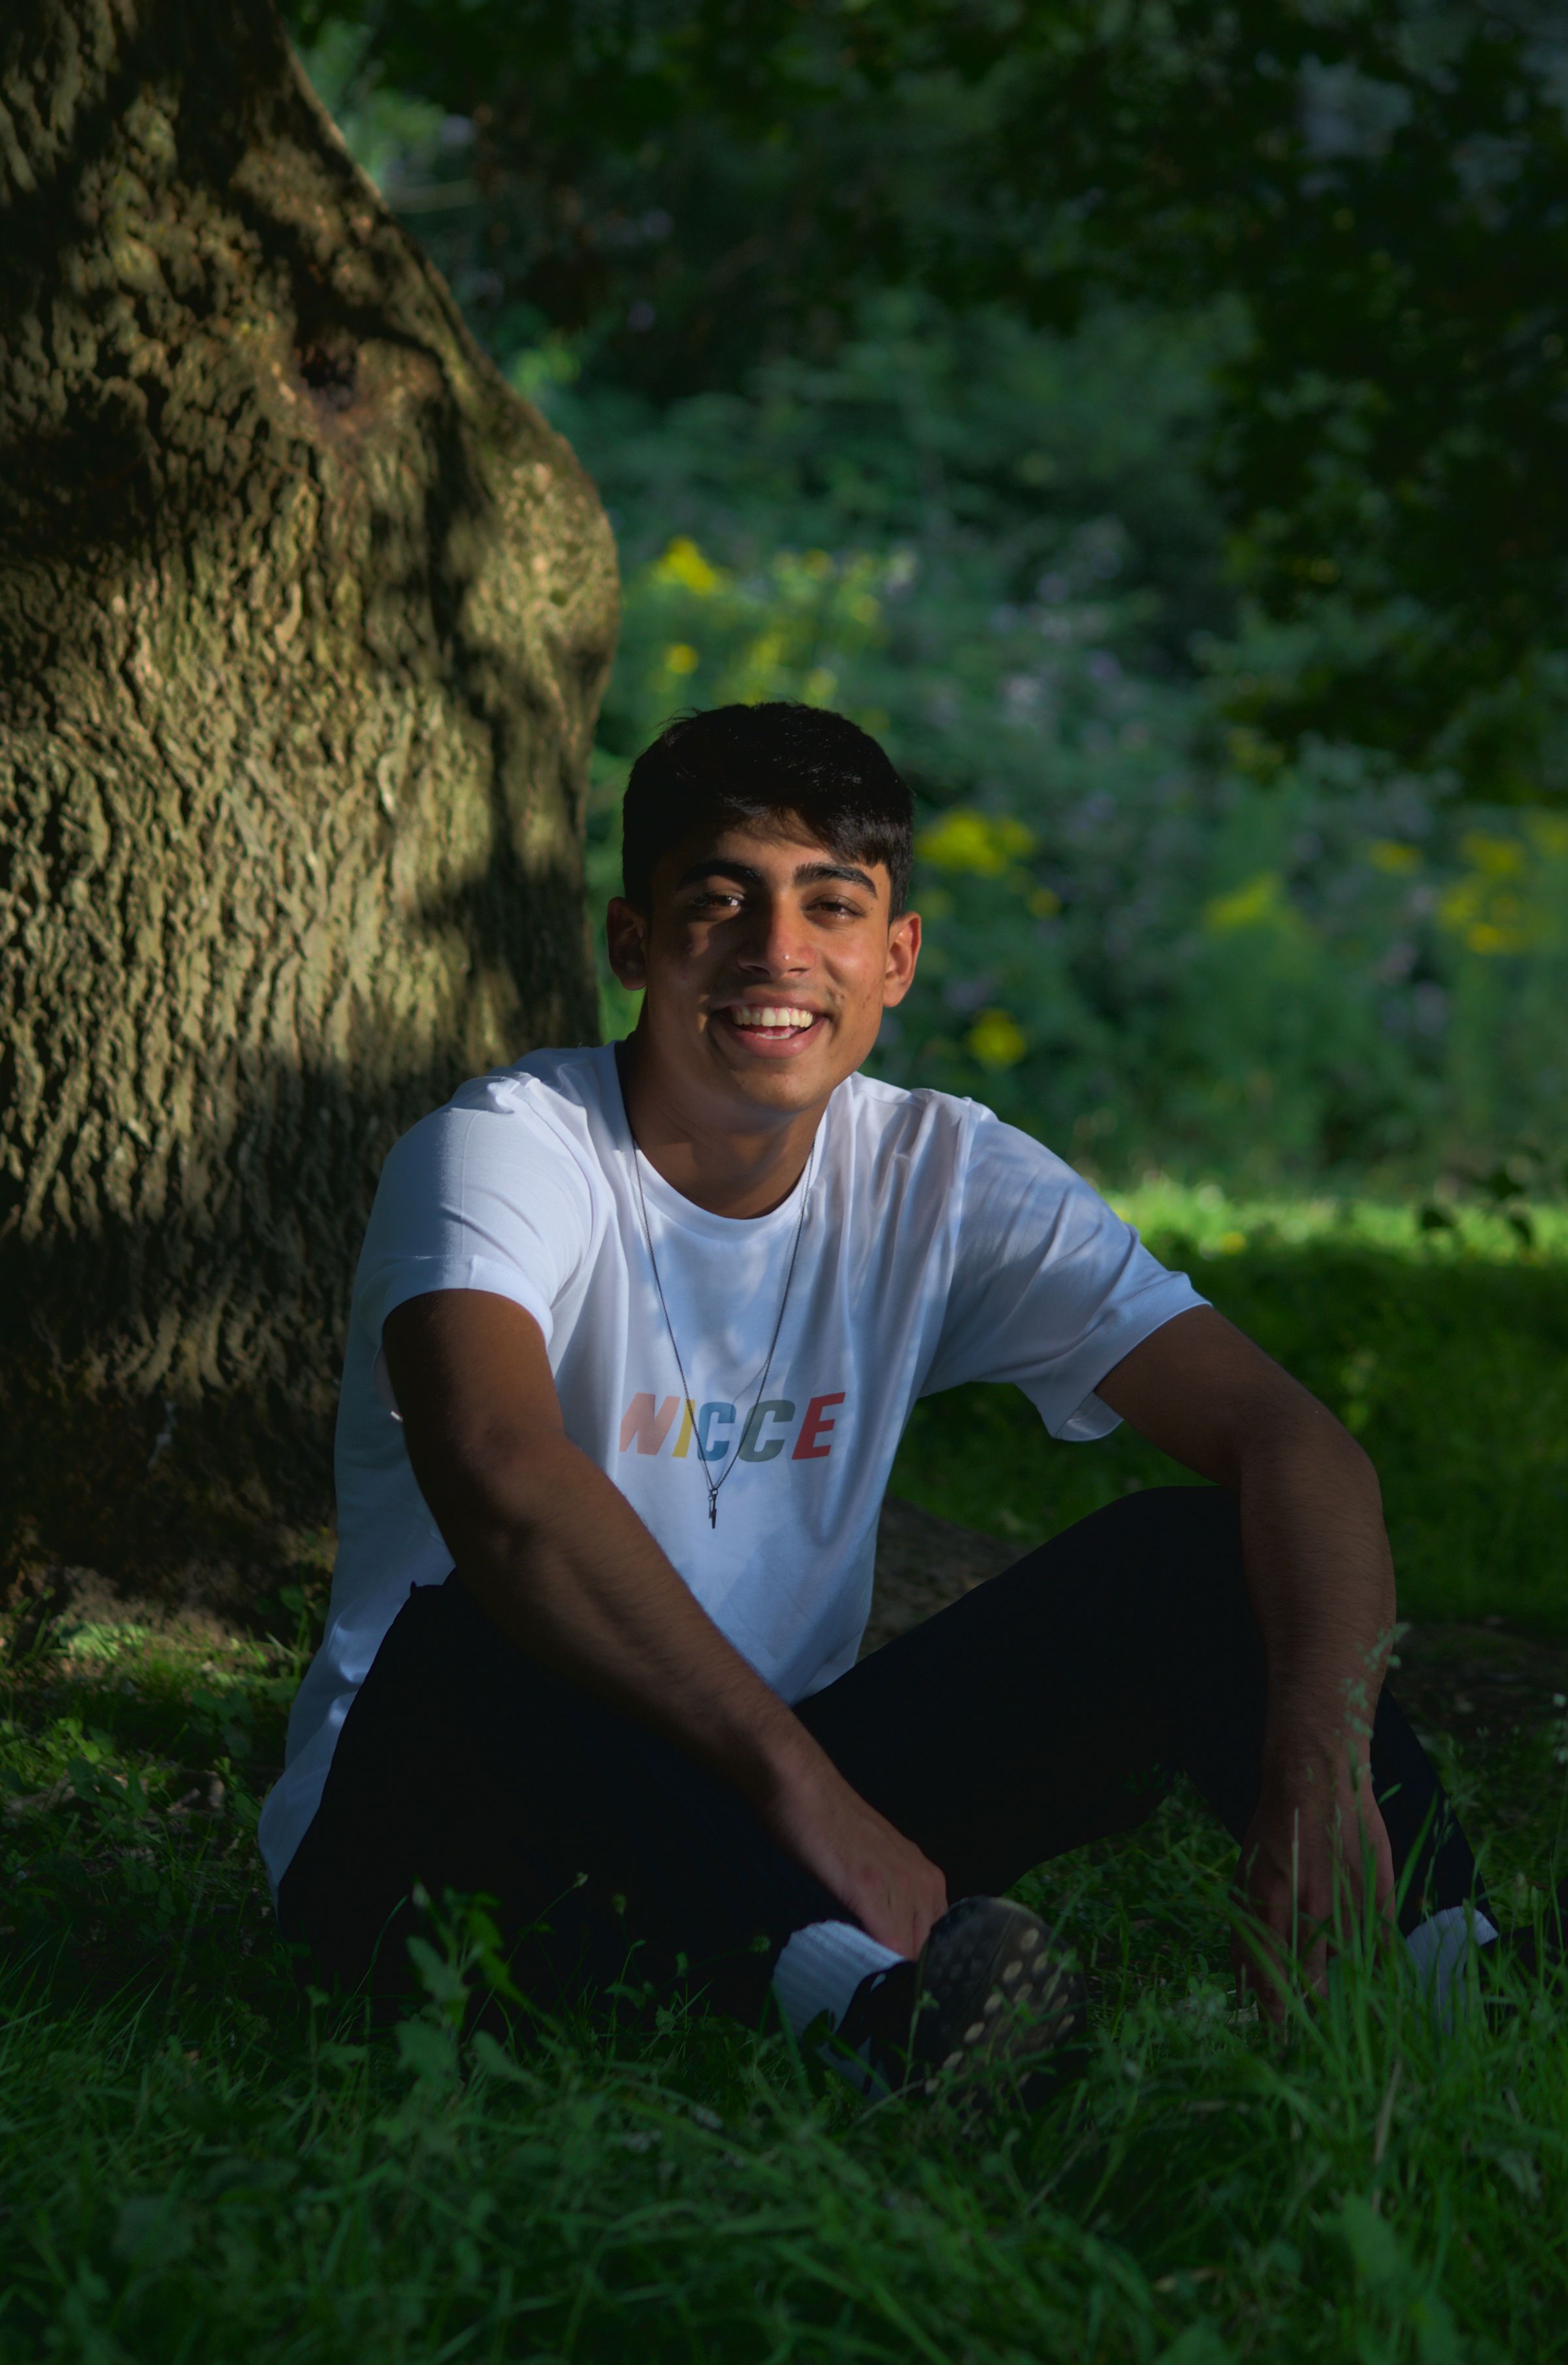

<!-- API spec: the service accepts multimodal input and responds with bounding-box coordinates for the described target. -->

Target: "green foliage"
[290,0,1568,789]
[291,10,1568,1180]
[1037,2,1568,787]
[526,293,1568,1180]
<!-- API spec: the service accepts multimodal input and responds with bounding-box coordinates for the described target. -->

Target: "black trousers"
[278,1488,1480,2017]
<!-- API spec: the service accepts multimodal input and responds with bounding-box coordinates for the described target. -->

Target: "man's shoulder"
[837,1068,987,1140]
[838,1074,1100,1226]
[444,1042,615,1122]
[834,1070,1004,1178]
[390,1043,613,1149]
[380,1045,617,1199]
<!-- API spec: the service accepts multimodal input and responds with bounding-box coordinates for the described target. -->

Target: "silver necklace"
[629,1138,811,1529]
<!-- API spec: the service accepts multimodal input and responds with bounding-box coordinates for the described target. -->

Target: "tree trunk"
[0,0,619,1605]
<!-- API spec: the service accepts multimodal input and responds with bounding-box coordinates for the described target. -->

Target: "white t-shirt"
[258,1045,1205,1889]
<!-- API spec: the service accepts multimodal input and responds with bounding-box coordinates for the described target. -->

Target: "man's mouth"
[715,1002,824,1048]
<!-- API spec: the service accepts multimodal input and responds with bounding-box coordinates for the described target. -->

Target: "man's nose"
[736,897,810,973]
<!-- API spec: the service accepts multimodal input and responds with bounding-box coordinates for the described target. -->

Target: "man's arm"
[382,1288,948,1957]
[1094,1305,1397,2006]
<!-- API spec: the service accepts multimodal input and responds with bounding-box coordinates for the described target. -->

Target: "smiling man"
[261,701,1503,2092]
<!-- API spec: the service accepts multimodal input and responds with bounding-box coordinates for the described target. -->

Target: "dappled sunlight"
[1113,1182,1568,1266]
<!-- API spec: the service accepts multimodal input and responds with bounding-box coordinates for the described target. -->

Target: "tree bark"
[0,0,619,1601]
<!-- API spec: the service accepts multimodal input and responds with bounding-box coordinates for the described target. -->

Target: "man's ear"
[606,896,650,991]
[881,910,921,1008]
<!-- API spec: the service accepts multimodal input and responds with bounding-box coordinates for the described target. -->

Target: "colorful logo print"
[619,1393,845,1463]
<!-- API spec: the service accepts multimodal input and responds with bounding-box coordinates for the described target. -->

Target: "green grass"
[4,1197,1568,2361]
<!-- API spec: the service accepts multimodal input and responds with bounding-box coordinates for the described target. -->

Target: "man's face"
[606,818,921,1125]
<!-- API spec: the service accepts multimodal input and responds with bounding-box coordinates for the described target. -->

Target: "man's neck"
[614,1036,828,1219]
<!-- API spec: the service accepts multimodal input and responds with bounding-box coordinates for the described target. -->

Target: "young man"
[261,701,1503,2090]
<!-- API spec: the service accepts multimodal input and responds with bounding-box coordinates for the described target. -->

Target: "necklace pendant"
[630,1112,809,1542]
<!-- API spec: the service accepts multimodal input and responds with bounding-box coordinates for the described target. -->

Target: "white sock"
[771,1920,904,2041]
[1405,1904,1499,2026]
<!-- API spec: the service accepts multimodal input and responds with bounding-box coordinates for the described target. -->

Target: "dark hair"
[621,702,913,914]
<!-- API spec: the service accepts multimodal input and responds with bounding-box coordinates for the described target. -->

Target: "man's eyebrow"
[672,857,767,891]
[672,857,880,897]
[794,860,878,895]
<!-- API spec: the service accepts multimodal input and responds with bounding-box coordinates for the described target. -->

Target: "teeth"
[727,1006,817,1031]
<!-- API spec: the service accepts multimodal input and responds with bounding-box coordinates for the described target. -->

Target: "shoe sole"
[913,1896,1083,2087]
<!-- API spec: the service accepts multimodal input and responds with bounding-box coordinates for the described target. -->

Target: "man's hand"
[763,1750,948,1959]
[1098,1307,1400,2011]
[1233,1755,1397,2016]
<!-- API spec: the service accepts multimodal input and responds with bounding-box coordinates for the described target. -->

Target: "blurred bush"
[297,22,1568,1189]
[295,1,1568,799]
[515,297,1568,1187]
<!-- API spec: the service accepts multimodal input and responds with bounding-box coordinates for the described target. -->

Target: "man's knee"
[1075,1481,1243,1575]
[1053,1485,1254,1674]
[968,1484,1247,1673]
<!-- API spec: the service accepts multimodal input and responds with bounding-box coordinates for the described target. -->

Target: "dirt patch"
[866,1497,1018,1655]
[3,1564,259,1658]
[1392,1619,1568,1753]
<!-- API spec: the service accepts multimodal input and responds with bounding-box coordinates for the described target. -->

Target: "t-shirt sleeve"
[923,1112,1207,1440]
[351,1090,595,1359]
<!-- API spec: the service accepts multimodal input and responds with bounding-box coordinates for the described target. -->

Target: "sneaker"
[838,1895,1083,2099]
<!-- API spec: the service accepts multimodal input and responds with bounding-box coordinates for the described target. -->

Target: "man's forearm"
[1236,1402,1396,1780]
[1096,1304,1399,1977]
